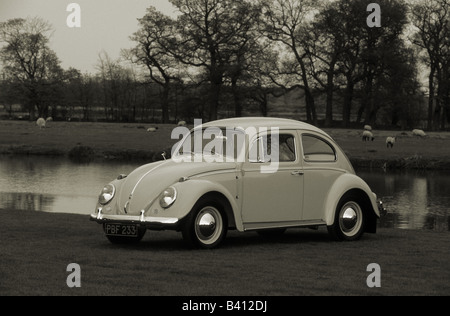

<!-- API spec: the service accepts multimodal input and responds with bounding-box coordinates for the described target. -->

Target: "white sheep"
[46,117,53,122]
[177,120,187,127]
[412,129,427,137]
[362,130,374,141]
[36,117,46,129]
[147,127,158,132]
[364,125,372,131]
[386,136,396,148]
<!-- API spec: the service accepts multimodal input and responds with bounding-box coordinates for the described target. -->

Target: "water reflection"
[0,155,449,231]
[0,192,100,214]
[0,155,139,215]
[0,192,55,212]
[358,170,450,231]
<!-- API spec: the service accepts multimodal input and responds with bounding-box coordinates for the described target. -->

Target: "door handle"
[291,170,304,176]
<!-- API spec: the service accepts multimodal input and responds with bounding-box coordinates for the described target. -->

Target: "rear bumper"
[90,208,181,230]
[378,199,387,217]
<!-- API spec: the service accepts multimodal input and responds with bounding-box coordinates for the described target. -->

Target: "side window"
[302,134,336,162]
[249,133,296,162]
[278,134,296,162]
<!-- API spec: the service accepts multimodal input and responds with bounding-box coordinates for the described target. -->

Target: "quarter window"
[302,134,336,162]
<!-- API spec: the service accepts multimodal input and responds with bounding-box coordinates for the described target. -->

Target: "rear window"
[302,134,336,162]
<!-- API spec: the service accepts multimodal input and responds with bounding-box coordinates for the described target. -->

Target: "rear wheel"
[327,194,365,241]
[182,200,227,249]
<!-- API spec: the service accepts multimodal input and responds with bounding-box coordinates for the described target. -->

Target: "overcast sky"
[0,0,177,73]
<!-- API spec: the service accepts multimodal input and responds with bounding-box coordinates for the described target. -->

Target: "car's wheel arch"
[175,179,240,231]
[193,191,236,230]
[324,175,379,233]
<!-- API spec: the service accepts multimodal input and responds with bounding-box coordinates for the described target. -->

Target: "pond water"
[0,155,449,231]
[0,156,139,215]
[357,169,450,231]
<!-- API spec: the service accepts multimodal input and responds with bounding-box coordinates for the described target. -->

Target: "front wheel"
[327,195,365,241]
[182,201,227,249]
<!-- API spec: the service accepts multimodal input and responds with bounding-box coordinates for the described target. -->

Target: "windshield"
[175,127,246,162]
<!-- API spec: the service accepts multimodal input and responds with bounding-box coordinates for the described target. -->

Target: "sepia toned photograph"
[0,0,449,299]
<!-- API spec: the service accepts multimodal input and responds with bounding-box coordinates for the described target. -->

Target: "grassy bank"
[0,209,448,296]
[1,119,450,169]
[326,128,450,170]
[0,120,178,162]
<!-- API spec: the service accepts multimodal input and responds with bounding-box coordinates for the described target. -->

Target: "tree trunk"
[298,57,317,125]
[324,62,336,127]
[209,82,220,121]
[434,67,443,131]
[325,87,333,127]
[260,92,268,117]
[304,89,317,125]
[444,78,450,129]
[342,78,354,128]
[161,84,170,124]
[428,66,435,131]
[232,78,242,117]
[361,71,375,125]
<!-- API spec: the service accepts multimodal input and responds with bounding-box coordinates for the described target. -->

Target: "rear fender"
[324,173,379,227]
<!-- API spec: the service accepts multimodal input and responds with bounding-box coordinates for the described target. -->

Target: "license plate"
[104,224,138,237]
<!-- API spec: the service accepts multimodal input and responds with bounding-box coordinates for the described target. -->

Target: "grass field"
[1,119,450,168]
[0,120,179,161]
[0,210,449,296]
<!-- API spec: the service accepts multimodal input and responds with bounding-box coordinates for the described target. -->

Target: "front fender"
[145,179,242,231]
[323,173,379,226]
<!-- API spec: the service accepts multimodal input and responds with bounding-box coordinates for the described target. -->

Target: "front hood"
[116,159,237,215]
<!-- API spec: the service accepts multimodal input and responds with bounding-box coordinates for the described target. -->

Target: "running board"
[243,220,326,231]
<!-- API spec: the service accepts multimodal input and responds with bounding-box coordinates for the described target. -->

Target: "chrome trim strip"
[130,161,170,198]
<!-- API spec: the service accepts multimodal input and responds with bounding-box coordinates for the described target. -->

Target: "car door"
[300,133,345,221]
[241,131,304,229]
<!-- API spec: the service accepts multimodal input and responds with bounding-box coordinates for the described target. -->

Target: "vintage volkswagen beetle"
[91,117,385,248]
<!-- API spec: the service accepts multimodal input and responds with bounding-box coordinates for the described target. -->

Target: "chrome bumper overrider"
[90,208,179,227]
[378,200,387,217]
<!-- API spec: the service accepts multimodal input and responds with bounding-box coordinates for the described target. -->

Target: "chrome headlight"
[98,184,115,205]
[159,186,177,208]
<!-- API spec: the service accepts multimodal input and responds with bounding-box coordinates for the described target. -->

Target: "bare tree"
[355,0,409,126]
[169,0,261,121]
[411,0,450,130]
[0,17,63,119]
[127,7,181,123]
[332,0,367,127]
[96,52,138,122]
[303,2,349,127]
[223,4,263,117]
[260,0,318,125]
[64,68,94,121]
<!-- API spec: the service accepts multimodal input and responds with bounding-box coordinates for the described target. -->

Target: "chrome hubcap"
[339,202,362,237]
[198,213,216,237]
[195,207,223,244]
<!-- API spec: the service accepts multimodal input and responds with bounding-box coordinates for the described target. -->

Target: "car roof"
[200,117,331,138]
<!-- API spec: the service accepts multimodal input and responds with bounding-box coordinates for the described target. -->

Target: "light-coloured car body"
[91,117,384,248]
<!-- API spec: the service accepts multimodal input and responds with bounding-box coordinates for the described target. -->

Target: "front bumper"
[90,208,181,230]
